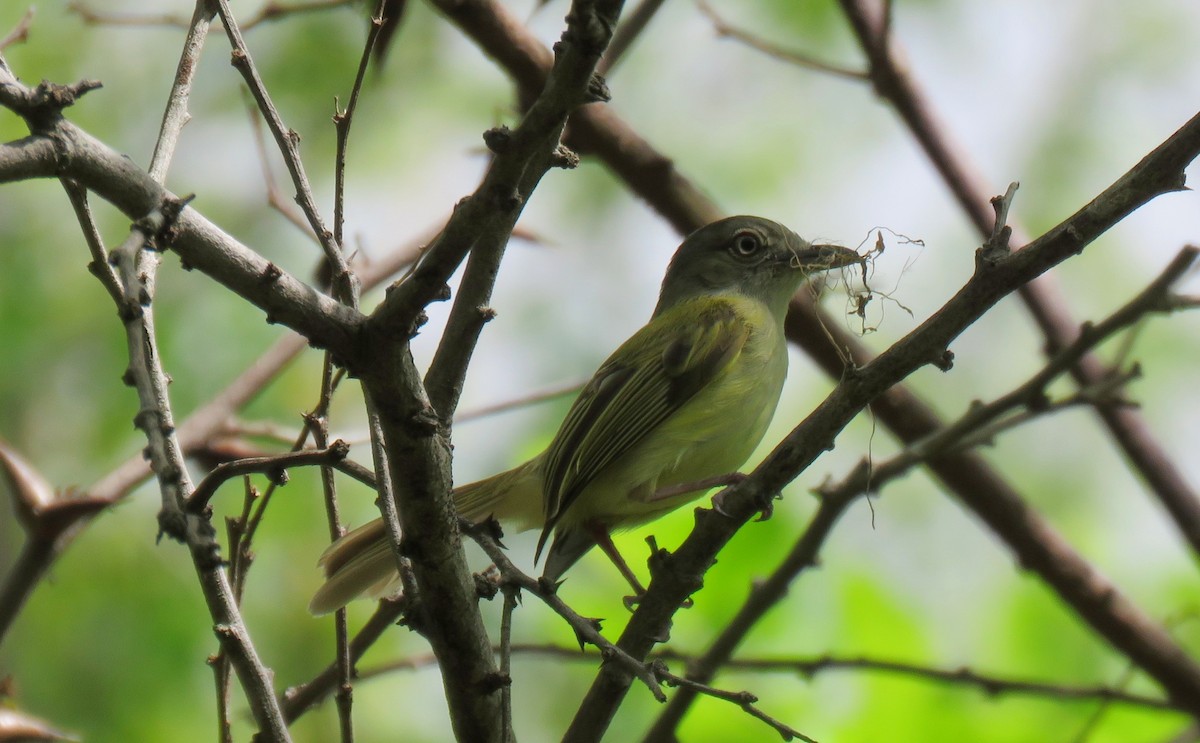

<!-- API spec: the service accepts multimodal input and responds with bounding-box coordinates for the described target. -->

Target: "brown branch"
[654,664,819,743]
[455,377,587,423]
[213,0,359,307]
[348,3,626,739]
[834,0,1200,559]
[666,652,1180,713]
[281,598,407,722]
[69,0,353,31]
[461,518,667,703]
[696,1,866,81]
[185,440,352,512]
[351,642,1179,715]
[570,116,1200,734]
[597,0,666,74]
[428,3,1200,733]
[109,203,292,739]
[0,7,34,52]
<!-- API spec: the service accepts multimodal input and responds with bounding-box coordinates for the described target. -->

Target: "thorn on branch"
[473,571,499,600]
[536,575,563,596]
[551,143,580,169]
[932,348,955,372]
[582,72,611,104]
[482,125,511,154]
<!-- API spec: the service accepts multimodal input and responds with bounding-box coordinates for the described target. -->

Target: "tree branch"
[0,69,364,358]
[834,0,1200,559]
[569,115,1200,735]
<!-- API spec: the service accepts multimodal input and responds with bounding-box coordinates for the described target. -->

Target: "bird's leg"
[645,472,748,503]
[587,523,647,610]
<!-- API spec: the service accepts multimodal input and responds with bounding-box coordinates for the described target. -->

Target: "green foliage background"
[1,1,1198,741]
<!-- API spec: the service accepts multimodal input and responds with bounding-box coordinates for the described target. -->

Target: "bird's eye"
[729,231,763,258]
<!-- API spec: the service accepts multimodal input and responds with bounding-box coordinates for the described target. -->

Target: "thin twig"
[309,354,355,742]
[597,0,666,75]
[244,91,319,239]
[696,0,866,81]
[0,7,34,52]
[111,205,293,739]
[281,598,407,723]
[333,0,386,249]
[499,584,518,742]
[666,652,1178,712]
[461,519,667,703]
[655,664,820,743]
[455,377,587,423]
[213,0,359,306]
[70,0,353,31]
[834,0,1200,560]
[185,440,351,512]
[148,1,213,182]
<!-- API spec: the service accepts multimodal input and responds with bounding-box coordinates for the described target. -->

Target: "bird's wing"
[537,298,751,556]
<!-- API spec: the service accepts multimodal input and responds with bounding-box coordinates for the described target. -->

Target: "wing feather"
[537,298,751,557]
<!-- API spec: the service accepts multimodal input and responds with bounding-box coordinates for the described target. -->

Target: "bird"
[309,215,859,614]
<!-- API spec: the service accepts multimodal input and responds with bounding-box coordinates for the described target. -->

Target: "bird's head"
[654,216,860,317]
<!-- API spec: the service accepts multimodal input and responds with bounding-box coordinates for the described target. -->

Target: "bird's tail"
[308,460,542,615]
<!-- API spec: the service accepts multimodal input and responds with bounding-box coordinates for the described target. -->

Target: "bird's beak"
[789,243,862,272]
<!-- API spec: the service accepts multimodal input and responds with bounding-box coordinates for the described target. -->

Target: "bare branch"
[696,0,867,81]
[185,440,352,513]
[834,0,1200,559]
[427,3,1200,730]
[569,117,1200,733]
[655,664,820,743]
[213,0,359,306]
[70,0,353,31]
[462,518,667,703]
[598,0,666,75]
[281,598,406,722]
[0,7,34,52]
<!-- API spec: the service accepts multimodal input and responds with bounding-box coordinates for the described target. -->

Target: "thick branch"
[0,103,363,360]
[429,5,1200,732]
[349,2,625,739]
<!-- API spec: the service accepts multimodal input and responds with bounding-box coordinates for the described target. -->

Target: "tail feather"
[308,459,543,615]
[309,520,398,615]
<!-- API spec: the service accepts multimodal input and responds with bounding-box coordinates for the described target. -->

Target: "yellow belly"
[556,297,788,530]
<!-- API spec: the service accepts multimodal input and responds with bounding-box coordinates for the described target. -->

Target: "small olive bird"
[309,216,859,614]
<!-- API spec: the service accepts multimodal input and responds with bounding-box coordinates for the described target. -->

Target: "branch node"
[474,572,499,600]
[482,125,512,154]
[477,671,511,694]
[582,72,612,104]
[551,143,580,169]
[409,405,440,436]
[932,348,955,372]
[259,262,283,283]
[490,184,523,211]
